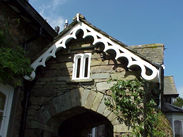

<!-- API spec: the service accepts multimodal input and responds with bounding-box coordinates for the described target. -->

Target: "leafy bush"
[173,97,183,108]
[104,79,172,137]
[0,29,32,86]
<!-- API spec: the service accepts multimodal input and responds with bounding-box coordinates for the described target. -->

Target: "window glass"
[0,92,5,110]
[72,53,91,80]
[84,57,89,78]
[76,58,81,78]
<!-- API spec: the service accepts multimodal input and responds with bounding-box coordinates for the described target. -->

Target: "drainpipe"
[159,65,164,109]
[19,80,35,137]
[151,63,164,109]
[19,28,42,137]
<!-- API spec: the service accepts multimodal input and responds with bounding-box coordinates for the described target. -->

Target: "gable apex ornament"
[24,14,160,82]
[73,13,85,22]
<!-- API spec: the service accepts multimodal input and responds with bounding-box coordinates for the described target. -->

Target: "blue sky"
[30,0,183,97]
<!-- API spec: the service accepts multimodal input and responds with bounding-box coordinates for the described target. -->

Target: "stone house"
[22,13,165,137]
[162,76,183,137]
[0,1,56,137]
[0,1,178,137]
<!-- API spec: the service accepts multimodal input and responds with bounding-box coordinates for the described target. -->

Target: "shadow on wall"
[58,107,113,137]
[25,31,117,137]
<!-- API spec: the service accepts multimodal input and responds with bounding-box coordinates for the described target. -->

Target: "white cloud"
[30,0,67,30]
[53,0,67,7]
[46,16,65,30]
[37,0,67,14]
[177,86,183,98]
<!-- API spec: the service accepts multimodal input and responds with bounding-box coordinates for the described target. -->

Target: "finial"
[64,19,69,28]
[73,13,85,21]
[76,13,80,22]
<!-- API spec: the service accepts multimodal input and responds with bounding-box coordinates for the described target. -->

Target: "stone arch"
[51,107,114,137]
[34,88,129,137]
[38,89,117,124]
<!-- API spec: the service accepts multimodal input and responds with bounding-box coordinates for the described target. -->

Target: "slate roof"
[128,44,164,65]
[3,0,57,38]
[164,76,178,96]
[51,14,163,68]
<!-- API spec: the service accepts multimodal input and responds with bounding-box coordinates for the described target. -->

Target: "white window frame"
[0,83,14,137]
[92,127,96,137]
[72,53,91,80]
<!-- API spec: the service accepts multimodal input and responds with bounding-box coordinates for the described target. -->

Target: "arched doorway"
[51,107,113,137]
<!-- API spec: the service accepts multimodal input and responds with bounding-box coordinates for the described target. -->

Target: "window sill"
[67,78,93,83]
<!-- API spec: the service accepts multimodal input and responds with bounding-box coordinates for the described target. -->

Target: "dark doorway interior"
[58,109,113,137]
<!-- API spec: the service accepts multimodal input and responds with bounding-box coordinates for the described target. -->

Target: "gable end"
[25,15,160,82]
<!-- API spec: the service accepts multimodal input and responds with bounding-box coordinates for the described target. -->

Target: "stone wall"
[25,37,140,137]
[0,3,54,137]
[0,3,53,61]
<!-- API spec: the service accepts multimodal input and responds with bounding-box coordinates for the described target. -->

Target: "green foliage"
[0,29,32,86]
[153,111,173,137]
[173,97,183,108]
[105,80,145,128]
[0,30,10,48]
[105,79,171,137]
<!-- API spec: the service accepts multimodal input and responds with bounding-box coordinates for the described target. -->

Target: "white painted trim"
[25,21,160,82]
[76,13,80,22]
[0,83,14,137]
[92,127,96,137]
[72,53,91,80]
[172,118,175,137]
[173,118,183,137]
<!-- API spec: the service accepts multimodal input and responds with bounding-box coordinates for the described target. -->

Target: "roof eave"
[54,15,128,48]
[163,94,179,97]
[4,0,57,38]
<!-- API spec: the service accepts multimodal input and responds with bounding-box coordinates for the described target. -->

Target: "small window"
[174,120,183,137]
[72,53,91,80]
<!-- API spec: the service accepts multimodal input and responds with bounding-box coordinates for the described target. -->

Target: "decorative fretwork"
[24,21,159,82]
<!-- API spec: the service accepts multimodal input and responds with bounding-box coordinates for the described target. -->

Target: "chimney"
[54,26,60,34]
